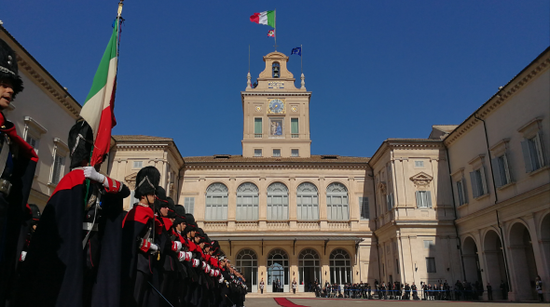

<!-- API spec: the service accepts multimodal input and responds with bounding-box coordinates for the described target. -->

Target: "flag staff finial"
[117,0,124,17]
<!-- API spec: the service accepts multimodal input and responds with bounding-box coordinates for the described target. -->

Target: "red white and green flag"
[267,29,275,37]
[80,20,119,166]
[250,10,275,27]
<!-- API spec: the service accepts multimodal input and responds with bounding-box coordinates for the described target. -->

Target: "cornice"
[241,92,311,97]
[18,58,80,118]
[445,51,550,147]
[184,162,369,171]
[115,143,169,151]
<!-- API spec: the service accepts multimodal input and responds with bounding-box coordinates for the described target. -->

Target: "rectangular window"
[469,167,488,198]
[415,160,424,168]
[291,118,299,138]
[386,193,394,210]
[273,149,281,157]
[359,197,369,220]
[133,161,143,169]
[51,154,65,185]
[396,259,400,275]
[184,197,195,215]
[423,240,434,249]
[237,194,259,221]
[456,178,468,206]
[492,154,512,187]
[254,118,262,138]
[415,191,432,208]
[426,257,436,273]
[25,134,39,154]
[327,195,349,221]
[254,149,262,157]
[521,133,546,172]
[291,149,299,157]
[205,194,228,221]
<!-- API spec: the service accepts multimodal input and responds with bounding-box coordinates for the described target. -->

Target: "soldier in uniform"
[17,120,128,307]
[120,166,161,307]
[0,38,39,307]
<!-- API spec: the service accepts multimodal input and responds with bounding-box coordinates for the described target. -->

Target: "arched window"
[205,183,228,221]
[272,62,280,78]
[326,183,349,220]
[297,182,319,220]
[299,249,321,290]
[236,249,258,292]
[236,182,259,221]
[330,249,351,285]
[267,182,288,220]
[267,249,289,291]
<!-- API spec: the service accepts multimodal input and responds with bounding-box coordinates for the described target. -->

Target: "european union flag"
[291,47,301,56]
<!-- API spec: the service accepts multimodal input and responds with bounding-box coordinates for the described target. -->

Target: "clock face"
[268,99,285,114]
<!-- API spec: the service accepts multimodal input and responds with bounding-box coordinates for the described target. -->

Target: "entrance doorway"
[236,249,257,292]
[267,249,289,292]
[299,249,321,292]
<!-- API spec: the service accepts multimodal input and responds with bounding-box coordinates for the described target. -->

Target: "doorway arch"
[267,249,289,292]
[299,248,321,292]
[509,222,538,300]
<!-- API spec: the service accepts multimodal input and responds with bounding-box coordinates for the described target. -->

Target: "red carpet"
[273,298,309,307]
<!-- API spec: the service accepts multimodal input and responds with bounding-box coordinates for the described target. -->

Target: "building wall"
[1,27,80,209]
[445,50,550,301]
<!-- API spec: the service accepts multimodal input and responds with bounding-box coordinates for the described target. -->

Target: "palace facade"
[2,23,548,301]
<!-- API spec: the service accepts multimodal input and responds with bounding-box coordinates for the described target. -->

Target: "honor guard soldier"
[0,38,39,307]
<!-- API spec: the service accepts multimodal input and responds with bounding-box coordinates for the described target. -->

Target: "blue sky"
[2,1,549,157]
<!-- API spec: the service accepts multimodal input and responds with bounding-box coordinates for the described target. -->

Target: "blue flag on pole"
[291,47,301,56]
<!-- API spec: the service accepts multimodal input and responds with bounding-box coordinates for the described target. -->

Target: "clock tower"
[241,52,311,158]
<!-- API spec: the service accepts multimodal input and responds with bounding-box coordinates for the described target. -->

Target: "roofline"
[444,46,550,145]
[0,25,81,109]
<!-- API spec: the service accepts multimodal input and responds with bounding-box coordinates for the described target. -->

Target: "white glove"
[83,166,106,184]
[185,251,193,262]
[149,243,159,252]
[205,264,211,274]
[192,258,200,267]
[210,268,215,277]
[172,241,182,252]
[219,275,225,283]
[178,251,186,262]
[201,261,207,270]
[20,251,27,261]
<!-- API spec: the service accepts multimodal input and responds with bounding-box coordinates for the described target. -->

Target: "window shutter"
[492,157,502,188]
[469,171,479,198]
[254,118,262,134]
[415,191,422,208]
[462,178,469,204]
[503,154,512,184]
[291,118,299,134]
[480,166,488,196]
[536,131,546,167]
[521,139,533,173]
[426,191,432,208]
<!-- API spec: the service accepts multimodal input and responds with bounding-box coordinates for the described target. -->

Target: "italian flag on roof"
[250,11,275,27]
[79,20,119,166]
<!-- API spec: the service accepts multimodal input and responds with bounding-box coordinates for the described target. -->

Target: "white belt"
[83,222,98,232]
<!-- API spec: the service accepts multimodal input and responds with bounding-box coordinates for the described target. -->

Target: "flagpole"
[301,44,303,74]
[274,9,277,51]
[248,45,250,73]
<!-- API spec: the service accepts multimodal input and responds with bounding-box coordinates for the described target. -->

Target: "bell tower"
[241,52,311,158]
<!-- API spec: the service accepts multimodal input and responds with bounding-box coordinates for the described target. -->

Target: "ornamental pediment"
[409,172,433,187]
[125,172,138,189]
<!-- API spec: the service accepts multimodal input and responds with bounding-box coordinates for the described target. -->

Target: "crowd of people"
[310,279,512,301]
[0,39,247,307]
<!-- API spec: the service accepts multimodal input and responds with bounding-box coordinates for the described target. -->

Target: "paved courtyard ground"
[243,297,549,307]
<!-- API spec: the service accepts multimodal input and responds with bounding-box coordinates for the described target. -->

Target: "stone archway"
[462,237,482,284]
[540,214,550,302]
[509,222,538,300]
[483,230,507,300]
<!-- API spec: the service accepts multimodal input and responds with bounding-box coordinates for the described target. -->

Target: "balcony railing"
[254,133,262,138]
[235,221,259,230]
